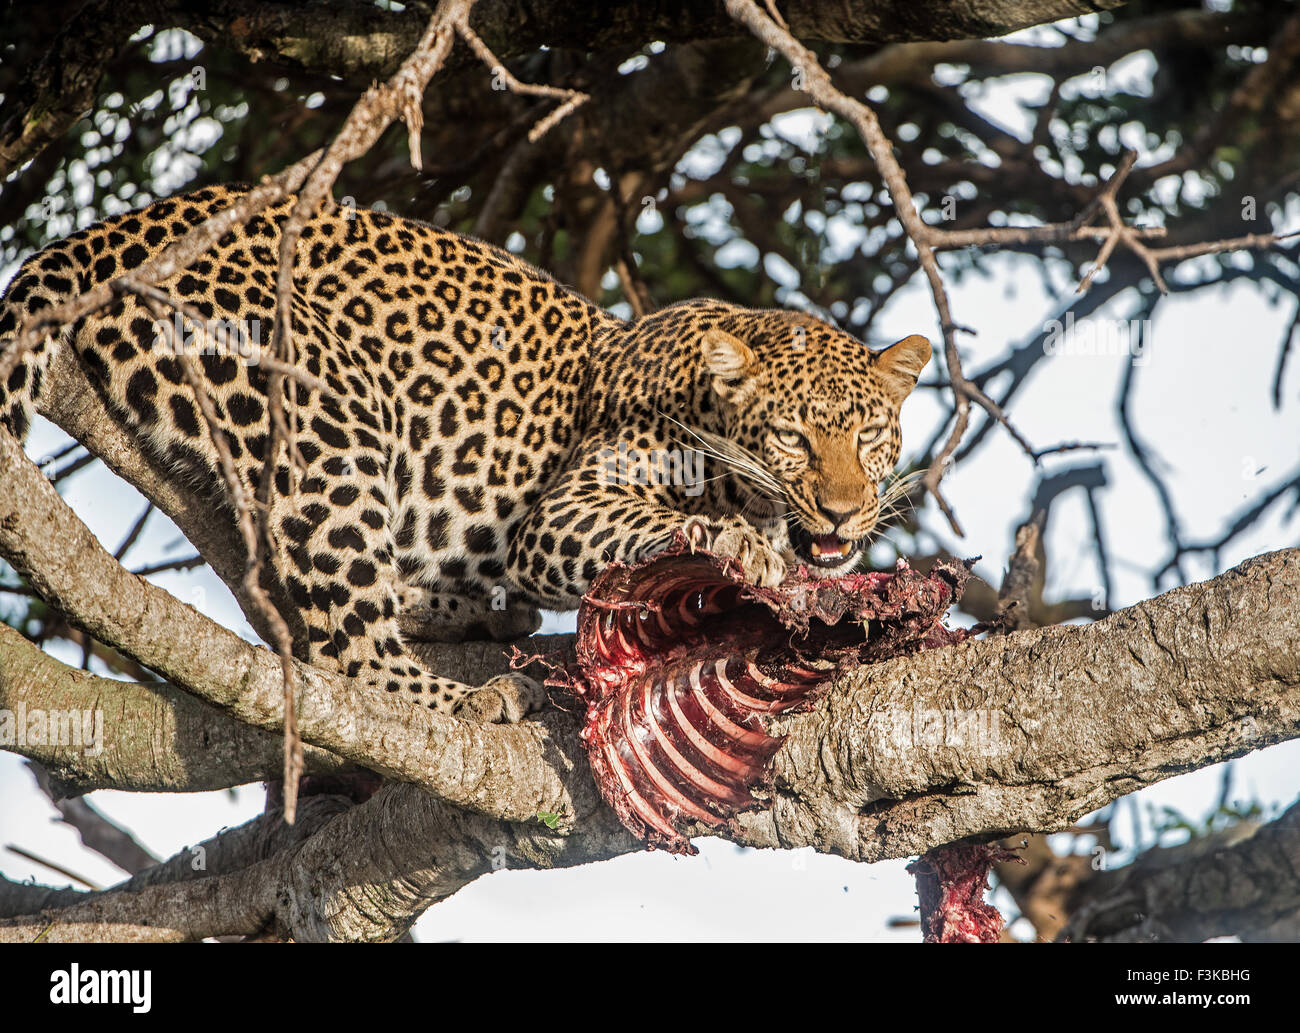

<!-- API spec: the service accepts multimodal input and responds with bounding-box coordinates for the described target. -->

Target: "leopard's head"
[699,312,930,574]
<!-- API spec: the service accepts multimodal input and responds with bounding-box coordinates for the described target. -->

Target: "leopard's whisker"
[698,470,778,500]
[733,480,784,522]
[660,413,787,500]
[875,502,907,526]
[878,468,924,511]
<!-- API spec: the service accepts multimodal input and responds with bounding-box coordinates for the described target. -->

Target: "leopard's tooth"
[836,542,852,557]
[810,542,823,557]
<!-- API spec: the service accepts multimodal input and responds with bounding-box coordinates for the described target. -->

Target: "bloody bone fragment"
[546,533,973,854]
[908,843,1021,943]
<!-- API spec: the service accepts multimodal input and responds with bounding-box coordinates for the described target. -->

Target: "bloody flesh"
[543,534,974,855]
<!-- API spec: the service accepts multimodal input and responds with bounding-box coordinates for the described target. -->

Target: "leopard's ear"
[874,334,931,404]
[701,328,757,404]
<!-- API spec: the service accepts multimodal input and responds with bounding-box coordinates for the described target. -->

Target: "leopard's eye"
[859,425,886,448]
[773,429,806,450]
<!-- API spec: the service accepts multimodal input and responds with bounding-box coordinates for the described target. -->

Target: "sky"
[1,15,1297,941]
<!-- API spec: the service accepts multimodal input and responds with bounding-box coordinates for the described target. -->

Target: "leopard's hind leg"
[262,460,543,719]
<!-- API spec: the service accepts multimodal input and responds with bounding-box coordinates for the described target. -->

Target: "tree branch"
[5,537,1296,943]
[732,547,1299,861]
[1060,801,1300,942]
[26,763,160,874]
[0,420,591,826]
[0,622,352,795]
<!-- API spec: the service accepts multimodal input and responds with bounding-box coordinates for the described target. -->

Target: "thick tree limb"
[0,421,593,827]
[0,780,633,942]
[7,590,1298,943]
[0,622,352,795]
[1060,801,1300,942]
[735,546,1300,861]
[0,792,354,936]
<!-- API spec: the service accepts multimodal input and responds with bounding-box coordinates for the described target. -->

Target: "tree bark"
[1060,802,1300,942]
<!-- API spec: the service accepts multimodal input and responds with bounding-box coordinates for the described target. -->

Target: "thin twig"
[3,845,101,891]
[130,556,205,577]
[0,158,323,389]
[143,293,304,823]
[122,282,334,396]
[454,20,589,143]
[113,503,154,562]
[1273,300,1300,410]
[615,256,651,318]
[49,452,97,484]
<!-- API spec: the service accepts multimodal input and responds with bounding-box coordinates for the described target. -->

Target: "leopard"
[0,184,931,721]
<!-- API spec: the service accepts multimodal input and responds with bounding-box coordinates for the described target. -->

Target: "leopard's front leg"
[506,433,788,609]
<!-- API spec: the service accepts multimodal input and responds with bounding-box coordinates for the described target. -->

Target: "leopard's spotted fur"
[0,185,931,718]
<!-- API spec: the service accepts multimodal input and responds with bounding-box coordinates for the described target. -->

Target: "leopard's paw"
[453,673,547,724]
[681,516,787,588]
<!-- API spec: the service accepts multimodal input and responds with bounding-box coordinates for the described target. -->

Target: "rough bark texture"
[1060,802,1300,942]
[752,547,1299,861]
[0,623,352,795]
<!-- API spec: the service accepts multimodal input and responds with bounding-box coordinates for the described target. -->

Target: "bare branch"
[25,763,159,874]
[3,845,100,890]
[0,622,353,796]
[997,515,1045,633]
[454,19,589,143]
[1061,802,1300,942]
[0,159,321,390]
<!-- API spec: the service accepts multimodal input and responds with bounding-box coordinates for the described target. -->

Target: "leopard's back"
[1,185,610,601]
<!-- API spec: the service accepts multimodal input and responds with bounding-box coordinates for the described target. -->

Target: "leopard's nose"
[817,503,859,531]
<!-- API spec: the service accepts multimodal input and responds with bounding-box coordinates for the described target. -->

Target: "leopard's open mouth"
[787,518,863,571]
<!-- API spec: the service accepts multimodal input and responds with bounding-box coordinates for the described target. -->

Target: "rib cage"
[540,535,973,853]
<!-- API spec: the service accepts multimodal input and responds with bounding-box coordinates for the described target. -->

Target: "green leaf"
[536,811,561,829]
